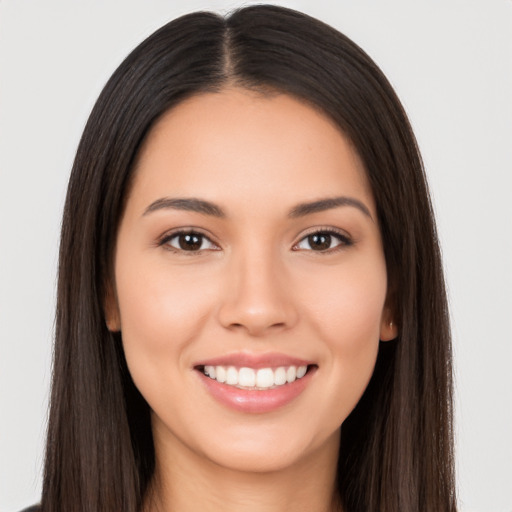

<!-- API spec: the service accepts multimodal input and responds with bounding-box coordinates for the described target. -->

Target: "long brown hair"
[42,5,456,511]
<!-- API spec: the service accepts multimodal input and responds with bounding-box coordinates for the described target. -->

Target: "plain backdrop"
[0,1,511,511]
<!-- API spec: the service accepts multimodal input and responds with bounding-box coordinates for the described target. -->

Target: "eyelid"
[157,227,220,252]
[292,226,353,252]
[155,225,352,254]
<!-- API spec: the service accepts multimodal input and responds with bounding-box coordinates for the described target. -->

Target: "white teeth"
[226,366,238,385]
[297,365,307,378]
[204,365,216,379]
[202,364,309,389]
[216,366,226,383]
[256,368,274,388]
[274,366,287,386]
[238,367,256,387]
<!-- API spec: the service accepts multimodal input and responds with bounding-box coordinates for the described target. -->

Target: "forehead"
[129,88,375,215]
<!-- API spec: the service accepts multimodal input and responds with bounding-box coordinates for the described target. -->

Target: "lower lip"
[197,368,315,414]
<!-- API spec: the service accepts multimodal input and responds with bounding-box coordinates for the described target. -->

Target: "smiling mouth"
[196,364,315,390]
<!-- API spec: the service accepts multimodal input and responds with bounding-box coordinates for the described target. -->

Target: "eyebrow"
[288,196,372,219]
[143,197,226,217]
[142,195,372,220]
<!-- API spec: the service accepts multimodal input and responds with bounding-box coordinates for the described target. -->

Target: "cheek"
[302,254,387,340]
[298,255,387,398]
[114,255,217,381]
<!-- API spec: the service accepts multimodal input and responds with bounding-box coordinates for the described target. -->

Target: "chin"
[194,423,341,474]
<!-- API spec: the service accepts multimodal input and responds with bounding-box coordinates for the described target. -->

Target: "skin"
[106,88,397,512]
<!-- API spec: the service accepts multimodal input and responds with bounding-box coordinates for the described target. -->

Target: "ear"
[379,293,398,341]
[380,314,398,341]
[104,281,121,332]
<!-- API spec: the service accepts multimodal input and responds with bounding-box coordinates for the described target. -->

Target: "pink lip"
[194,351,314,370]
[194,352,317,414]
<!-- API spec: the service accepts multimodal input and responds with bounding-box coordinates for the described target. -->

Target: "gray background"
[1,1,511,511]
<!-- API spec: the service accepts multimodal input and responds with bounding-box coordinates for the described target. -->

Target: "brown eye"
[163,231,217,252]
[307,233,332,251]
[177,233,202,250]
[295,230,351,252]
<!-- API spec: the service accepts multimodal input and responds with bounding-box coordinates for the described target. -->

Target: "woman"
[31,5,456,511]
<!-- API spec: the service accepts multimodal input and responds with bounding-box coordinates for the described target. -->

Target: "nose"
[216,248,299,337]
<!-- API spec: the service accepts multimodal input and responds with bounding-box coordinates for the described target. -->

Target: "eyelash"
[158,227,353,254]
[158,229,220,254]
[292,228,353,253]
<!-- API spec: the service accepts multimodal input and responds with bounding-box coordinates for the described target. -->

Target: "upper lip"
[194,352,315,369]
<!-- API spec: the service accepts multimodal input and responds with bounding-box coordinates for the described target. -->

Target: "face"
[106,88,396,474]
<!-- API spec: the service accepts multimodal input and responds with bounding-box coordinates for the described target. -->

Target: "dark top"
[20,507,40,512]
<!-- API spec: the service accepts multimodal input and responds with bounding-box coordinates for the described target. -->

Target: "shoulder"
[20,507,40,512]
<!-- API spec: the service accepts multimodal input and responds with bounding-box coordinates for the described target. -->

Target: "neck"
[144,430,341,512]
